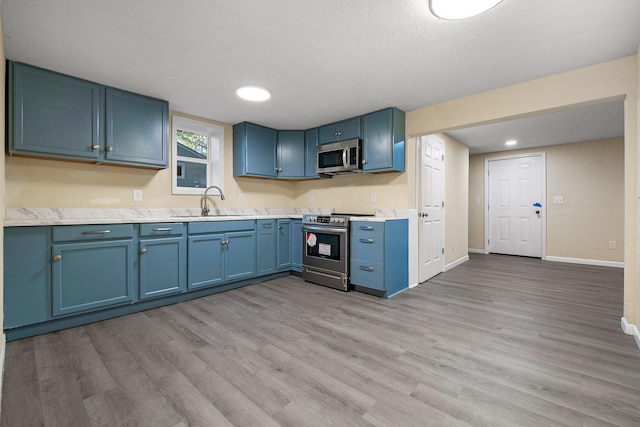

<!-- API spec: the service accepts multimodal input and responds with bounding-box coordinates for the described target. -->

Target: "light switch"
[370,192,377,203]
[609,240,617,250]
[474,197,480,205]
[553,196,564,204]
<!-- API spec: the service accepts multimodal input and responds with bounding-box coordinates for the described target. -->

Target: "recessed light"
[505,140,518,146]
[429,0,503,20]
[236,86,271,102]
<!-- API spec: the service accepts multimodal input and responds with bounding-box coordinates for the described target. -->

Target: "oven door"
[301,224,349,289]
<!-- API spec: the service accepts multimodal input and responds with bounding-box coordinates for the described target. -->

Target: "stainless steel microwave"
[316,138,362,175]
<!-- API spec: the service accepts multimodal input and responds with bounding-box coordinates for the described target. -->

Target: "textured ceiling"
[2,0,639,151]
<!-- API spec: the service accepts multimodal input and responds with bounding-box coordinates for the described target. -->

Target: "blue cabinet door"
[318,117,361,144]
[8,61,101,160]
[304,128,319,178]
[277,130,305,178]
[256,220,276,276]
[277,219,292,270]
[52,240,134,317]
[4,227,51,328]
[139,237,186,300]
[361,108,405,172]
[226,231,256,281]
[105,88,169,168]
[233,122,278,177]
[291,220,303,272]
[188,234,224,289]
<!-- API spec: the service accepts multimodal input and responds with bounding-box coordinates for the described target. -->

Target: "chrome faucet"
[201,185,225,216]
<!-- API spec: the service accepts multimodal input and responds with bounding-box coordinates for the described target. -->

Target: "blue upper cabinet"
[361,107,405,173]
[105,88,169,168]
[233,122,278,177]
[318,117,361,144]
[276,130,305,178]
[8,61,101,160]
[7,61,169,169]
[304,128,319,178]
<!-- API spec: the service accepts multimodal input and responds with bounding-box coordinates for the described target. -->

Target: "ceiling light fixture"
[429,0,503,20]
[236,85,271,102]
[505,140,518,146]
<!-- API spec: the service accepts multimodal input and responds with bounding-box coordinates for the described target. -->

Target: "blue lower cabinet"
[277,219,292,270]
[52,240,134,316]
[291,220,303,272]
[350,219,408,298]
[139,237,186,299]
[256,220,276,276]
[4,227,51,328]
[188,233,225,289]
[187,221,256,289]
[226,231,256,281]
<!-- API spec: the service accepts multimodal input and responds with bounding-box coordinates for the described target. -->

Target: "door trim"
[483,152,546,259]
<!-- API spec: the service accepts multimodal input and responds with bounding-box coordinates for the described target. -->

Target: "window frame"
[171,114,224,195]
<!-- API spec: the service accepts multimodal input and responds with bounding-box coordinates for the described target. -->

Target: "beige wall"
[469,138,625,263]
[407,55,638,329]
[442,134,469,264]
[5,111,294,210]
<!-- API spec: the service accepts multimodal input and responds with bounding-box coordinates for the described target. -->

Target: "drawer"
[351,235,384,264]
[140,222,184,237]
[188,220,256,235]
[257,219,276,230]
[351,221,384,235]
[350,260,384,291]
[52,224,133,242]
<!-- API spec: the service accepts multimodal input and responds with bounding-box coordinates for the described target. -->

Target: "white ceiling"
[2,0,639,151]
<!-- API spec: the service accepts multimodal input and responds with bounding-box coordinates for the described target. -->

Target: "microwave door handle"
[342,148,348,167]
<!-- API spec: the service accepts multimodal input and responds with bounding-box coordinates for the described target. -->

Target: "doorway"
[484,153,546,257]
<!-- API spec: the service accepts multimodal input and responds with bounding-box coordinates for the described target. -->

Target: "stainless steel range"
[301,214,351,291]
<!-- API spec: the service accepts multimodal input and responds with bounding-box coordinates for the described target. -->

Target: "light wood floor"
[2,254,639,426]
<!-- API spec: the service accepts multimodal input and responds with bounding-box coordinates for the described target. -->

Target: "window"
[171,115,224,195]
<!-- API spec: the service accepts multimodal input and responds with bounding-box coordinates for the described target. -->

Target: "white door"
[488,155,543,257]
[419,135,444,282]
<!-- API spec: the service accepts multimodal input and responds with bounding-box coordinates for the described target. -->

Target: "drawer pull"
[359,265,375,272]
[81,230,111,235]
[53,255,62,262]
[91,144,100,151]
[359,238,375,244]
[262,223,273,228]
[152,227,173,232]
[359,226,374,231]
[140,248,148,254]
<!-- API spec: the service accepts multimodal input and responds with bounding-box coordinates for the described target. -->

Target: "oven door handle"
[302,225,348,234]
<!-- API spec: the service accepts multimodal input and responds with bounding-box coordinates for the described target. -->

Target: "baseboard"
[545,256,624,268]
[468,248,485,254]
[445,255,469,272]
[621,317,640,351]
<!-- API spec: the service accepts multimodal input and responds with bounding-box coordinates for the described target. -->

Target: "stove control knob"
[338,218,345,224]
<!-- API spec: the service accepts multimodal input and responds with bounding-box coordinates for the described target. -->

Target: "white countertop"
[4,208,410,227]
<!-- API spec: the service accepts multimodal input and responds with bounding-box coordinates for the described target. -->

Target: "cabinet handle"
[81,230,111,235]
[359,265,375,272]
[53,255,62,262]
[140,248,148,254]
[362,159,367,165]
[279,226,283,230]
[334,131,342,137]
[221,240,230,246]
[359,238,375,244]
[106,146,114,152]
[359,226,374,231]
[91,144,100,151]
[262,223,273,228]
[152,227,173,232]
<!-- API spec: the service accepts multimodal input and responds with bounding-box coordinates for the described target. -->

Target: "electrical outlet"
[238,192,245,202]
[553,196,564,204]
[133,189,143,202]
[474,197,480,205]
[308,195,314,203]
[609,240,617,250]
[370,192,377,203]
